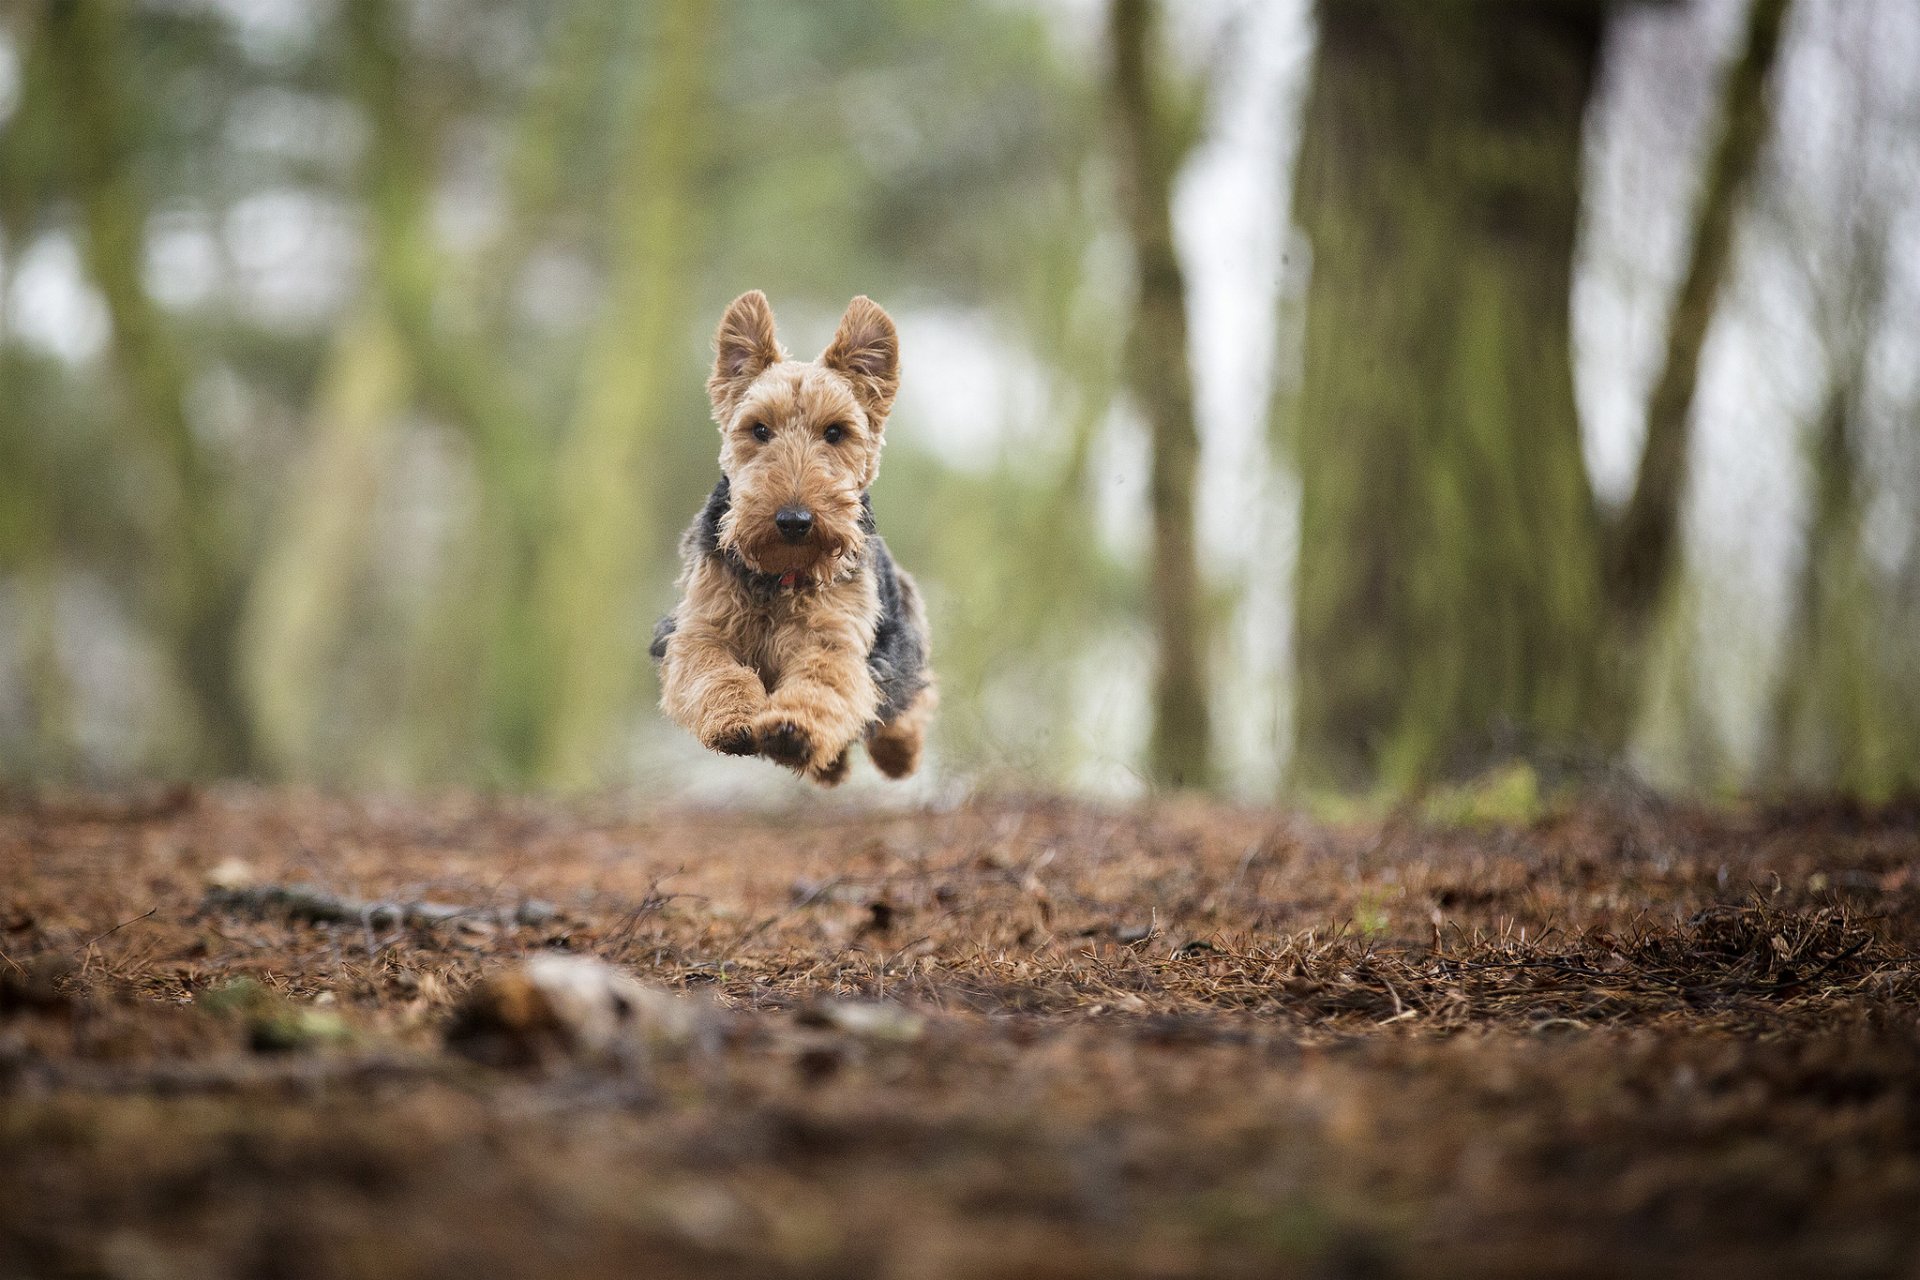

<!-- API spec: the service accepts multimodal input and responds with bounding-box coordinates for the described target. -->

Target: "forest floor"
[3,784,1919,1279]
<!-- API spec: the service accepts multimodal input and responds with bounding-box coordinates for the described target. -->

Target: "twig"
[77,907,157,953]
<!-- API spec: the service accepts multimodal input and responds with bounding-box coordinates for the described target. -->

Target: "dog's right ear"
[708,290,783,420]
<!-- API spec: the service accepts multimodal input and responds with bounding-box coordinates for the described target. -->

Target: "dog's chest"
[727,593,803,679]
[716,571,878,684]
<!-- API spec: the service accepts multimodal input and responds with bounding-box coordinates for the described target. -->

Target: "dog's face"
[706,291,900,579]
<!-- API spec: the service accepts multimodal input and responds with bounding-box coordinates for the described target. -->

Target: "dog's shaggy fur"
[650,291,935,785]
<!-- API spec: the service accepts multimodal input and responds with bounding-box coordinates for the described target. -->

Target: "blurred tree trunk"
[1760,381,1872,791]
[0,14,70,778]
[532,0,712,787]
[1289,0,1790,790]
[238,0,450,777]
[1760,209,1907,799]
[1108,0,1212,790]
[1600,0,1791,741]
[238,308,412,776]
[1290,1,1607,790]
[447,0,625,779]
[0,413,74,775]
[243,0,603,781]
[46,0,252,773]
[341,0,549,779]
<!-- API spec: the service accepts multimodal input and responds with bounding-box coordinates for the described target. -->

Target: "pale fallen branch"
[203,883,559,932]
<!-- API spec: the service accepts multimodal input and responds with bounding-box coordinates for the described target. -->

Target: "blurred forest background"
[0,0,1916,801]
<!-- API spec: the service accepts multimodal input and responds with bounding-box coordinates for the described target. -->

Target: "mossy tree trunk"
[1289,1,1607,790]
[1289,0,1791,791]
[1108,0,1212,790]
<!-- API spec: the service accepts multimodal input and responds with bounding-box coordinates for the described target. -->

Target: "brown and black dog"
[650,291,935,785]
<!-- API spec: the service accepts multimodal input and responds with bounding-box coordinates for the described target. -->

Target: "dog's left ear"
[821,296,899,425]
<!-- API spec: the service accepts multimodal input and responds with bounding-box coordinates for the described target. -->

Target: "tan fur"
[657,291,932,785]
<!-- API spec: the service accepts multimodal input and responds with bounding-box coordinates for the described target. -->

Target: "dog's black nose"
[775,507,814,542]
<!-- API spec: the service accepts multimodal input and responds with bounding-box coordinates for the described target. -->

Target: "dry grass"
[3,786,1919,1278]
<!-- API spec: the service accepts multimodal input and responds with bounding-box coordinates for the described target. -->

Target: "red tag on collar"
[778,570,803,590]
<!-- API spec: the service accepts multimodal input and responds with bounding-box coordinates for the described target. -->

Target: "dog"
[649,291,935,786]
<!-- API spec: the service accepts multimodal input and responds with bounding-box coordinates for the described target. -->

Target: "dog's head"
[706,291,899,580]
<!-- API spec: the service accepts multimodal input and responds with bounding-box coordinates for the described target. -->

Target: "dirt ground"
[3,785,1918,1279]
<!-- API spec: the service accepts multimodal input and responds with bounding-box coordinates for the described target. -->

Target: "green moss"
[200,978,354,1053]
[1420,760,1547,827]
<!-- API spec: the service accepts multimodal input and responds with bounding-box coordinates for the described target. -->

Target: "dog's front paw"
[753,716,813,769]
[703,722,758,756]
[809,749,851,788]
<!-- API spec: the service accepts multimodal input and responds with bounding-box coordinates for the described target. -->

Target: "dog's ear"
[821,296,899,425]
[709,290,782,419]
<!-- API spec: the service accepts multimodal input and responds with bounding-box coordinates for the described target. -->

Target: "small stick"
[77,907,157,953]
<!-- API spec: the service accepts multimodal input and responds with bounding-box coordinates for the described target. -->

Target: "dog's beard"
[720,508,865,580]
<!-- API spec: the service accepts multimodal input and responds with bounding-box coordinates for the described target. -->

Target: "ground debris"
[0,954,77,1018]
[446,954,722,1068]
[5,788,1920,1279]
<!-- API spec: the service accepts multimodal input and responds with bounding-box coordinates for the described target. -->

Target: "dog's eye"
[750,422,772,443]
[823,424,845,445]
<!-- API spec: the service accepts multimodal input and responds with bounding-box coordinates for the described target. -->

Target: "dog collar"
[722,550,853,597]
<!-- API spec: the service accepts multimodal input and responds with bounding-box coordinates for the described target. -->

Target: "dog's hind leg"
[865,683,937,779]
